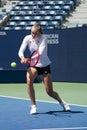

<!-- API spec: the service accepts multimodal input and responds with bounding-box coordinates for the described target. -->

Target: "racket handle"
[26,58,30,63]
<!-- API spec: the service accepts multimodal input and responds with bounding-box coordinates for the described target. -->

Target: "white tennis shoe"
[30,105,37,115]
[60,101,70,111]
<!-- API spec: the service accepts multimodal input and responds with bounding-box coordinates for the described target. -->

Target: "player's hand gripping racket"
[26,50,40,67]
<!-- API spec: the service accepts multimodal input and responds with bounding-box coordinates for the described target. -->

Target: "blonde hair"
[32,24,43,34]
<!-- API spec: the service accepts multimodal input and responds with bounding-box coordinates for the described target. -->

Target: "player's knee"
[27,78,30,85]
[26,75,33,86]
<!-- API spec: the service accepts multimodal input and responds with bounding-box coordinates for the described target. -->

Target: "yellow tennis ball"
[11,62,16,68]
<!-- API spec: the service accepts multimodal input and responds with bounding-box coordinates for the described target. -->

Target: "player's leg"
[42,73,70,111]
[26,67,38,114]
[42,73,62,102]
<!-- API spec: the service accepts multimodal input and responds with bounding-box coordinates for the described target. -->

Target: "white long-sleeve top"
[18,34,51,67]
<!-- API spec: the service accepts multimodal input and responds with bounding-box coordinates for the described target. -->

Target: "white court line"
[0,95,29,101]
[26,126,87,130]
[0,95,87,108]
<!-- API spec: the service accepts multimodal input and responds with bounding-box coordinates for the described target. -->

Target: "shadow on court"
[38,110,84,115]
[0,96,87,130]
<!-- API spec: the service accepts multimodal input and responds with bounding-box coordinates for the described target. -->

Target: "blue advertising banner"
[0,27,87,82]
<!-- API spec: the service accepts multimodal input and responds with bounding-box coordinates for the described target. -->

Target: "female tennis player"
[18,24,70,114]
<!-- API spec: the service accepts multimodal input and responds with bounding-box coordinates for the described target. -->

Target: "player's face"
[31,27,40,39]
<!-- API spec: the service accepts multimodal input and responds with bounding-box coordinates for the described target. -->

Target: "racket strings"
[30,51,40,66]
[31,53,39,60]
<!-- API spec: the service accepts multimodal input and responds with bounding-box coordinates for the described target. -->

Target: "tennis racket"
[26,50,40,67]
